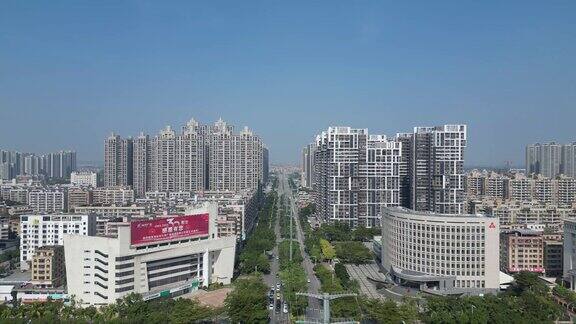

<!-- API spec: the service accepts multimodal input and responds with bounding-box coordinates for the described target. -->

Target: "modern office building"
[312,127,402,227]
[71,171,98,187]
[381,207,500,295]
[20,214,97,270]
[64,203,236,306]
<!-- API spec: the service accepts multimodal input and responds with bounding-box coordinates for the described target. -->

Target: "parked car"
[283,302,288,314]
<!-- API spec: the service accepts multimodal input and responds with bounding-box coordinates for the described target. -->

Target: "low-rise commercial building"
[500,229,544,274]
[381,207,500,295]
[64,202,236,306]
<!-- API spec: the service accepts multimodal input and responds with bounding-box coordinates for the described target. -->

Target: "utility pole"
[296,292,357,324]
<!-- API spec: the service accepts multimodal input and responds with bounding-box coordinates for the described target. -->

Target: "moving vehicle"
[283,302,288,314]
[275,299,281,312]
[276,282,281,289]
[307,278,311,283]
[269,302,274,310]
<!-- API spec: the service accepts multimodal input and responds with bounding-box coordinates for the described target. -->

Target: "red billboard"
[131,214,209,245]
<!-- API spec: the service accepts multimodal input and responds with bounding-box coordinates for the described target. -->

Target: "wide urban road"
[277,172,322,321]
[263,190,290,323]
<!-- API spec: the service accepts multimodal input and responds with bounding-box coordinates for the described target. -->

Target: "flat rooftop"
[387,207,494,219]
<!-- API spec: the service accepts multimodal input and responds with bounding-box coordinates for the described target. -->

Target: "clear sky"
[1,1,575,166]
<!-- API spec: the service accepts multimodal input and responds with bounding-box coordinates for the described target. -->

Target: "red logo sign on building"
[130,213,209,245]
[489,222,496,229]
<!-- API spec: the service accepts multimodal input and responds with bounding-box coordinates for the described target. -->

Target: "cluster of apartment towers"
[104,118,269,197]
[302,124,467,227]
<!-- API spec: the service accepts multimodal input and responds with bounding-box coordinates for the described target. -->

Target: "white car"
[269,302,274,310]
[307,278,311,283]
[283,303,288,314]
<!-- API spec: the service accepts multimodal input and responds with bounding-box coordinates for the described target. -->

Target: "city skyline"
[1,1,576,165]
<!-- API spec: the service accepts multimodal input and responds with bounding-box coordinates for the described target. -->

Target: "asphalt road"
[263,194,290,323]
[277,172,323,321]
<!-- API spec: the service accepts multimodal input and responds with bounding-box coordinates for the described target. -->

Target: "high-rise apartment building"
[150,122,206,193]
[207,121,263,192]
[397,125,467,214]
[104,134,133,188]
[562,143,576,178]
[301,143,315,189]
[132,132,151,197]
[526,142,576,178]
[104,118,265,197]
[0,150,76,179]
[312,127,401,227]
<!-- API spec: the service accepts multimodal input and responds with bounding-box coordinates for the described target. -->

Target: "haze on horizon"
[1,1,575,166]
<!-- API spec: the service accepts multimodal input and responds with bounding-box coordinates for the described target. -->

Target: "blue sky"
[1,1,575,165]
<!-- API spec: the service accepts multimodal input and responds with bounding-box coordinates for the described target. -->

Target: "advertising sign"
[131,213,209,245]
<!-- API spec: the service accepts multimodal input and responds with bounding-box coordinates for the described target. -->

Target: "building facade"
[398,125,467,215]
[28,189,66,213]
[20,214,97,270]
[104,118,266,197]
[71,171,98,187]
[500,229,544,274]
[64,203,235,306]
[312,127,401,227]
[381,207,500,294]
[31,245,66,288]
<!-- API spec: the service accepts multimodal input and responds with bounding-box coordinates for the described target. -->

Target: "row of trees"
[333,241,373,264]
[278,196,296,239]
[423,272,566,324]
[278,239,308,316]
[0,293,223,323]
[237,192,278,275]
[224,275,270,323]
